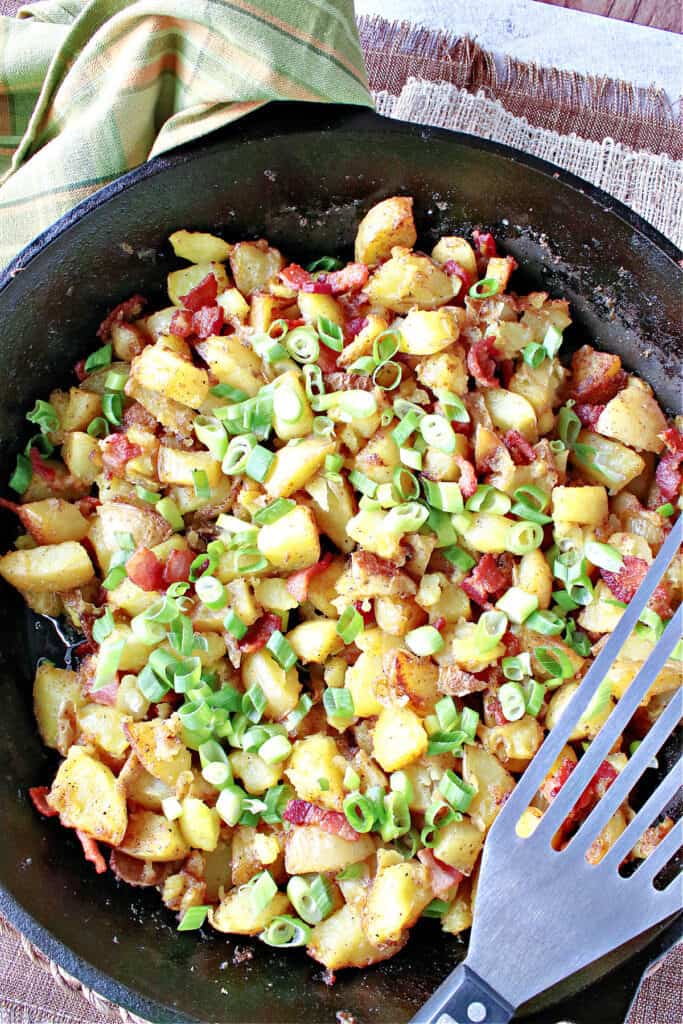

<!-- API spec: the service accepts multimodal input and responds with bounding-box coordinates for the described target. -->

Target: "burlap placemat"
[1,9,682,1024]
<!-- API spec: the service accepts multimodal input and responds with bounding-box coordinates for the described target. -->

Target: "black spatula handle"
[411,962,515,1024]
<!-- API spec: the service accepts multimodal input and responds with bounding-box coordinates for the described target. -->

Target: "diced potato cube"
[345,652,384,717]
[169,230,232,263]
[78,704,130,759]
[483,388,538,442]
[33,663,84,749]
[286,619,342,663]
[337,314,389,368]
[88,501,171,573]
[194,334,263,397]
[253,577,298,613]
[285,825,375,875]
[596,384,667,453]
[431,236,477,277]
[264,437,334,498]
[441,881,473,936]
[362,859,432,944]
[448,621,505,672]
[433,820,484,875]
[126,379,195,435]
[229,241,285,296]
[119,808,189,861]
[346,509,403,562]
[481,717,544,768]
[285,734,345,810]
[272,371,314,440]
[15,499,89,545]
[374,596,425,636]
[308,902,406,970]
[157,447,222,487]
[179,797,221,851]
[462,745,515,832]
[62,431,102,482]
[210,887,290,935]
[48,747,127,844]
[377,649,438,715]
[131,342,209,408]
[241,649,301,719]
[123,718,192,787]
[217,288,250,323]
[0,541,94,593]
[552,485,608,525]
[230,750,282,795]
[416,346,468,396]
[399,307,462,356]
[545,681,614,741]
[463,514,515,554]
[367,248,455,313]
[107,577,160,617]
[305,476,356,554]
[167,262,229,306]
[514,549,553,609]
[355,196,417,266]
[570,430,646,493]
[118,755,173,811]
[298,291,343,326]
[372,706,428,771]
[257,505,320,570]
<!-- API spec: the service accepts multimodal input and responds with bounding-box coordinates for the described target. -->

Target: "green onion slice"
[498,681,526,721]
[317,316,343,352]
[468,277,501,299]
[260,914,311,948]
[420,413,456,454]
[405,625,444,657]
[84,344,112,374]
[177,905,210,931]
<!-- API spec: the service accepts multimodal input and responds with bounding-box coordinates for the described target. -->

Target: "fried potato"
[48,747,127,845]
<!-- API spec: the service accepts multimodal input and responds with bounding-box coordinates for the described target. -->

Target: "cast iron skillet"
[0,104,680,1024]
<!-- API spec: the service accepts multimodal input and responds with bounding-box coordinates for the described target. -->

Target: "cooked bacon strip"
[542,757,618,837]
[437,664,487,697]
[574,403,605,430]
[352,600,375,627]
[100,434,142,479]
[655,427,683,502]
[192,305,224,339]
[238,612,282,654]
[76,831,107,874]
[163,548,195,586]
[97,294,146,342]
[484,692,509,726]
[344,316,368,340]
[318,263,369,295]
[84,675,119,707]
[418,848,464,896]
[28,447,56,482]
[316,343,339,373]
[29,786,58,817]
[467,337,499,388]
[570,346,627,404]
[472,230,498,261]
[179,273,218,312]
[461,554,509,607]
[286,553,333,603]
[74,358,88,382]
[169,309,194,338]
[502,430,536,466]
[279,264,312,290]
[126,546,165,592]
[455,455,478,498]
[601,555,673,619]
[283,799,360,842]
[443,260,473,304]
[322,371,374,392]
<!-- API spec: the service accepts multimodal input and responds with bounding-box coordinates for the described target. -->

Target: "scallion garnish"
[9,453,32,494]
[443,545,476,572]
[468,277,500,299]
[322,687,355,722]
[422,478,464,513]
[419,413,456,454]
[253,498,295,525]
[438,770,475,813]
[343,791,376,833]
[260,915,311,948]
[156,497,184,532]
[498,681,527,721]
[317,315,343,352]
[584,540,624,573]
[525,608,566,636]
[249,870,278,914]
[266,630,296,670]
[405,625,444,657]
[84,344,112,374]
[210,382,248,402]
[177,905,210,931]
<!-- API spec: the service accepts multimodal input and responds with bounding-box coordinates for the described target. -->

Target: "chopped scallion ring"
[285,326,319,364]
[210,382,248,402]
[307,256,343,272]
[266,630,297,670]
[194,416,229,461]
[525,608,565,635]
[259,734,293,765]
[468,277,501,299]
[336,605,364,644]
[87,417,109,438]
[507,520,544,554]
[287,875,334,925]
[419,413,456,454]
[9,453,32,494]
[216,785,246,826]
[195,575,227,610]
[474,610,508,652]
[317,316,343,352]
[522,342,546,368]
[177,905,210,932]
[156,497,184,532]
[502,653,532,681]
[322,687,355,722]
[104,368,128,392]
[102,391,123,426]
[423,479,464,513]
[499,681,526,721]
[656,502,674,518]
[525,680,546,717]
[84,344,112,374]
[348,469,378,498]
[249,871,278,914]
[192,468,211,501]
[102,564,127,590]
[343,792,376,833]
[405,625,444,657]
[558,406,581,448]
[242,683,268,724]
[260,915,311,948]
[584,540,624,573]
[438,770,475,813]
[385,501,430,537]
[372,359,402,390]
[135,484,161,504]
[93,636,125,690]
[273,384,304,424]
[443,545,476,572]
[253,498,295,525]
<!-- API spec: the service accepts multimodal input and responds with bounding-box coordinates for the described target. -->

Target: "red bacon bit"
[163,549,195,586]
[455,455,478,499]
[502,430,536,466]
[433,616,446,633]
[85,677,119,707]
[353,600,375,628]
[472,230,498,261]
[169,309,194,338]
[74,639,97,659]
[74,358,88,382]
[126,547,165,592]
[180,273,218,312]
[28,447,56,482]
[499,358,515,388]
[279,264,312,291]
[0,498,19,515]
[286,553,333,603]
[484,692,509,726]
[462,554,509,607]
[503,630,522,656]
[316,343,339,374]
[443,260,473,304]
[100,434,142,479]
[467,336,499,388]
[318,263,369,296]
[655,428,683,502]
[323,371,374,393]
[76,831,107,874]
[542,757,618,834]
[192,305,224,339]
[574,403,605,430]
[75,496,101,518]
[417,849,464,898]
[285,318,306,330]
[345,316,368,340]
[540,755,575,804]
[302,279,334,294]
[283,799,360,842]
[238,612,282,654]
[97,294,146,342]
[29,786,57,817]
[601,555,673,619]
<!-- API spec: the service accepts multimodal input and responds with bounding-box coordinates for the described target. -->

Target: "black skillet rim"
[0,103,680,1024]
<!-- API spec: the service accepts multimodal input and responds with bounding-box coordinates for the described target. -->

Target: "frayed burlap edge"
[358,15,683,159]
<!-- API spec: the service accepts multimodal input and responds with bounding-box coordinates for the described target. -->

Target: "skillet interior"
[0,103,680,1024]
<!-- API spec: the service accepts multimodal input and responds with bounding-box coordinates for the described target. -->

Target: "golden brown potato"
[366,247,455,313]
[0,541,94,593]
[118,809,189,861]
[284,825,375,875]
[595,383,667,454]
[123,718,192,788]
[354,196,417,266]
[48,747,127,845]
[308,902,407,970]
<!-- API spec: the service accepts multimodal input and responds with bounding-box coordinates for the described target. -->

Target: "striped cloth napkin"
[0,0,372,267]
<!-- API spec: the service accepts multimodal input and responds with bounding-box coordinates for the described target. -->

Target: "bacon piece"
[169,309,194,338]
[467,337,499,388]
[238,612,282,654]
[302,279,334,295]
[285,318,306,330]
[418,848,464,898]
[85,676,119,707]
[74,358,88,382]
[286,553,333,603]
[502,429,536,466]
[122,401,159,432]
[76,831,107,874]
[472,230,498,261]
[97,294,146,342]
[574,403,605,430]
[279,264,312,290]
[352,600,375,628]
[655,428,683,502]
[163,548,194,586]
[75,496,101,518]
[28,447,56,482]
[433,616,446,633]
[485,692,509,726]
[79,653,119,705]
[437,664,487,697]
[601,555,673,619]
[317,263,369,296]
[126,546,165,592]
[345,316,368,340]
[543,757,618,837]
[316,343,339,374]
[540,755,575,804]
[283,799,360,842]
[29,786,58,817]
[503,630,522,656]
[180,273,218,312]
[443,260,473,305]
[499,358,515,389]
[462,554,509,607]
[570,346,627,404]
[455,455,478,498]
[323,371,374,393]
[100,434,142,479]
[192,305,224,339]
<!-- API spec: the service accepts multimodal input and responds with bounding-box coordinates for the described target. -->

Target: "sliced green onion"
[336,863,364,881]
[583,678,613,720]
[525,680,546,717]
[443,545,476,572]
[543,324,563,357]
[553,590,579,613]
[222,433,257,474]
[287,875,334,925]
[389,771,415,804]
[439,392,470,424]
[584,540,624,573]
[102,565,127,590]
[405,625,444,657]
[494,586,538,625]
[347,355,377,375]
[202,761,232,788]
[224,610,247,639]
[260,914,311,948]
[512,484,551,516]
[475,610,508,652]
[439,770,475,813]
[400,447,423,471]
[242,683,267,724]
[525,608,565,636]
[102,392,123,426]
[498,681,526,721]
[522,343,546,368]
[428,507,458,548]
[343,766,361,792]
[137,663,170,702]
[87,417,109,438]
[460,707,479,742]
[317,315,343,352]
[507,520,544,554]
[244,444,274,483]
[427,731,467,757]
[303,364,324,405]
[385,501,430,537]
[274,384,304,425]
[8,453,32,494]
[194,416,228,461]
[156,497,184,532]
[380,791,411,842]
[266,630,296,670]
[348,470,378,498]
[307,257,343,272]
[92,636,125,690]
[282,694,313,734]
[250,870,278,914]
[216,784,245,826]
[285,326,320,364]
[84,344,112,373]
[26,399,60,435]
[391,410,421,447]
[324,453,343,477]
[177,905,210,931]
[253,498,295,525]
[313,415,335,439]
[422,899,451,918]
[656,502,675,518]
[135,484,161,504]
[195,575,226,610]
[436,696,459,732]
[502,653,532,681]
[190,468,210,501]
[423,479,464,514]
[323,687,355,722]
[420,414,456,454]
[92,608,115,645]
[259,734,292,765]
[566,575,594,606]
[466,484,511,515]
[105,368,128,392]
[210,383,249,402]
[343,792,376,833]
[469,277,500,299]
[536,645,574,679]
[558,406,581,448]
[337,605,364,644]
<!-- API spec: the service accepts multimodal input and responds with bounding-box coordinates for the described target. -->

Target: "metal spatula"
[413,515,683,1024]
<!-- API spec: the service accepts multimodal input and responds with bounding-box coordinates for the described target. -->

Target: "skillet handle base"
[411,962,515,1024]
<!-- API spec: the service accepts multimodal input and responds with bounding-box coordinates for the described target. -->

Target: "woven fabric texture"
[0,5,681,1024]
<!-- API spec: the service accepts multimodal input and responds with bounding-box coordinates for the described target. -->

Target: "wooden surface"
[536,0,681,31]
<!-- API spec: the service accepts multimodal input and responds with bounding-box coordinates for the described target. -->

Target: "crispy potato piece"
[123,718,192,788]
[378,649,439,715]
[308,902,407,970]
[552,484,608,525]
[257,505,320,570]
[433,820,484,875]
[131,342,209,409]
[431,236,477,277]
[399,307,464,356]
[169,230,232,263]
[285,734,345,810]
[264,437,334,498]
[119,755,174,811]
[125,378,195,435]
[210,887,290,935]
[229,240,285,295]
[596,383,667,454]
[195,334,263,398]
[483,388,538,442]
[362,854,432,945]
[374,595,426,636]
[354,196,417,266]
[462,745,515,833]
[33,663,84,749]
[78,704,130,759]
[367,247,455,313]
[0,541,94,593]
[230,750,282,795]
[372,706,428,772]
[286,619,342,664]
[571,345,623,404]
[241,649,301,720]
[167,261,230,306]
[48,747,127,845]
[285,825,375,875]
[88,501,171,573]
[179,798,221,852]
[119,809,189,861]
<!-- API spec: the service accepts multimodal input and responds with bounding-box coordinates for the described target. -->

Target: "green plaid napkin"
[0,0,372,267]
